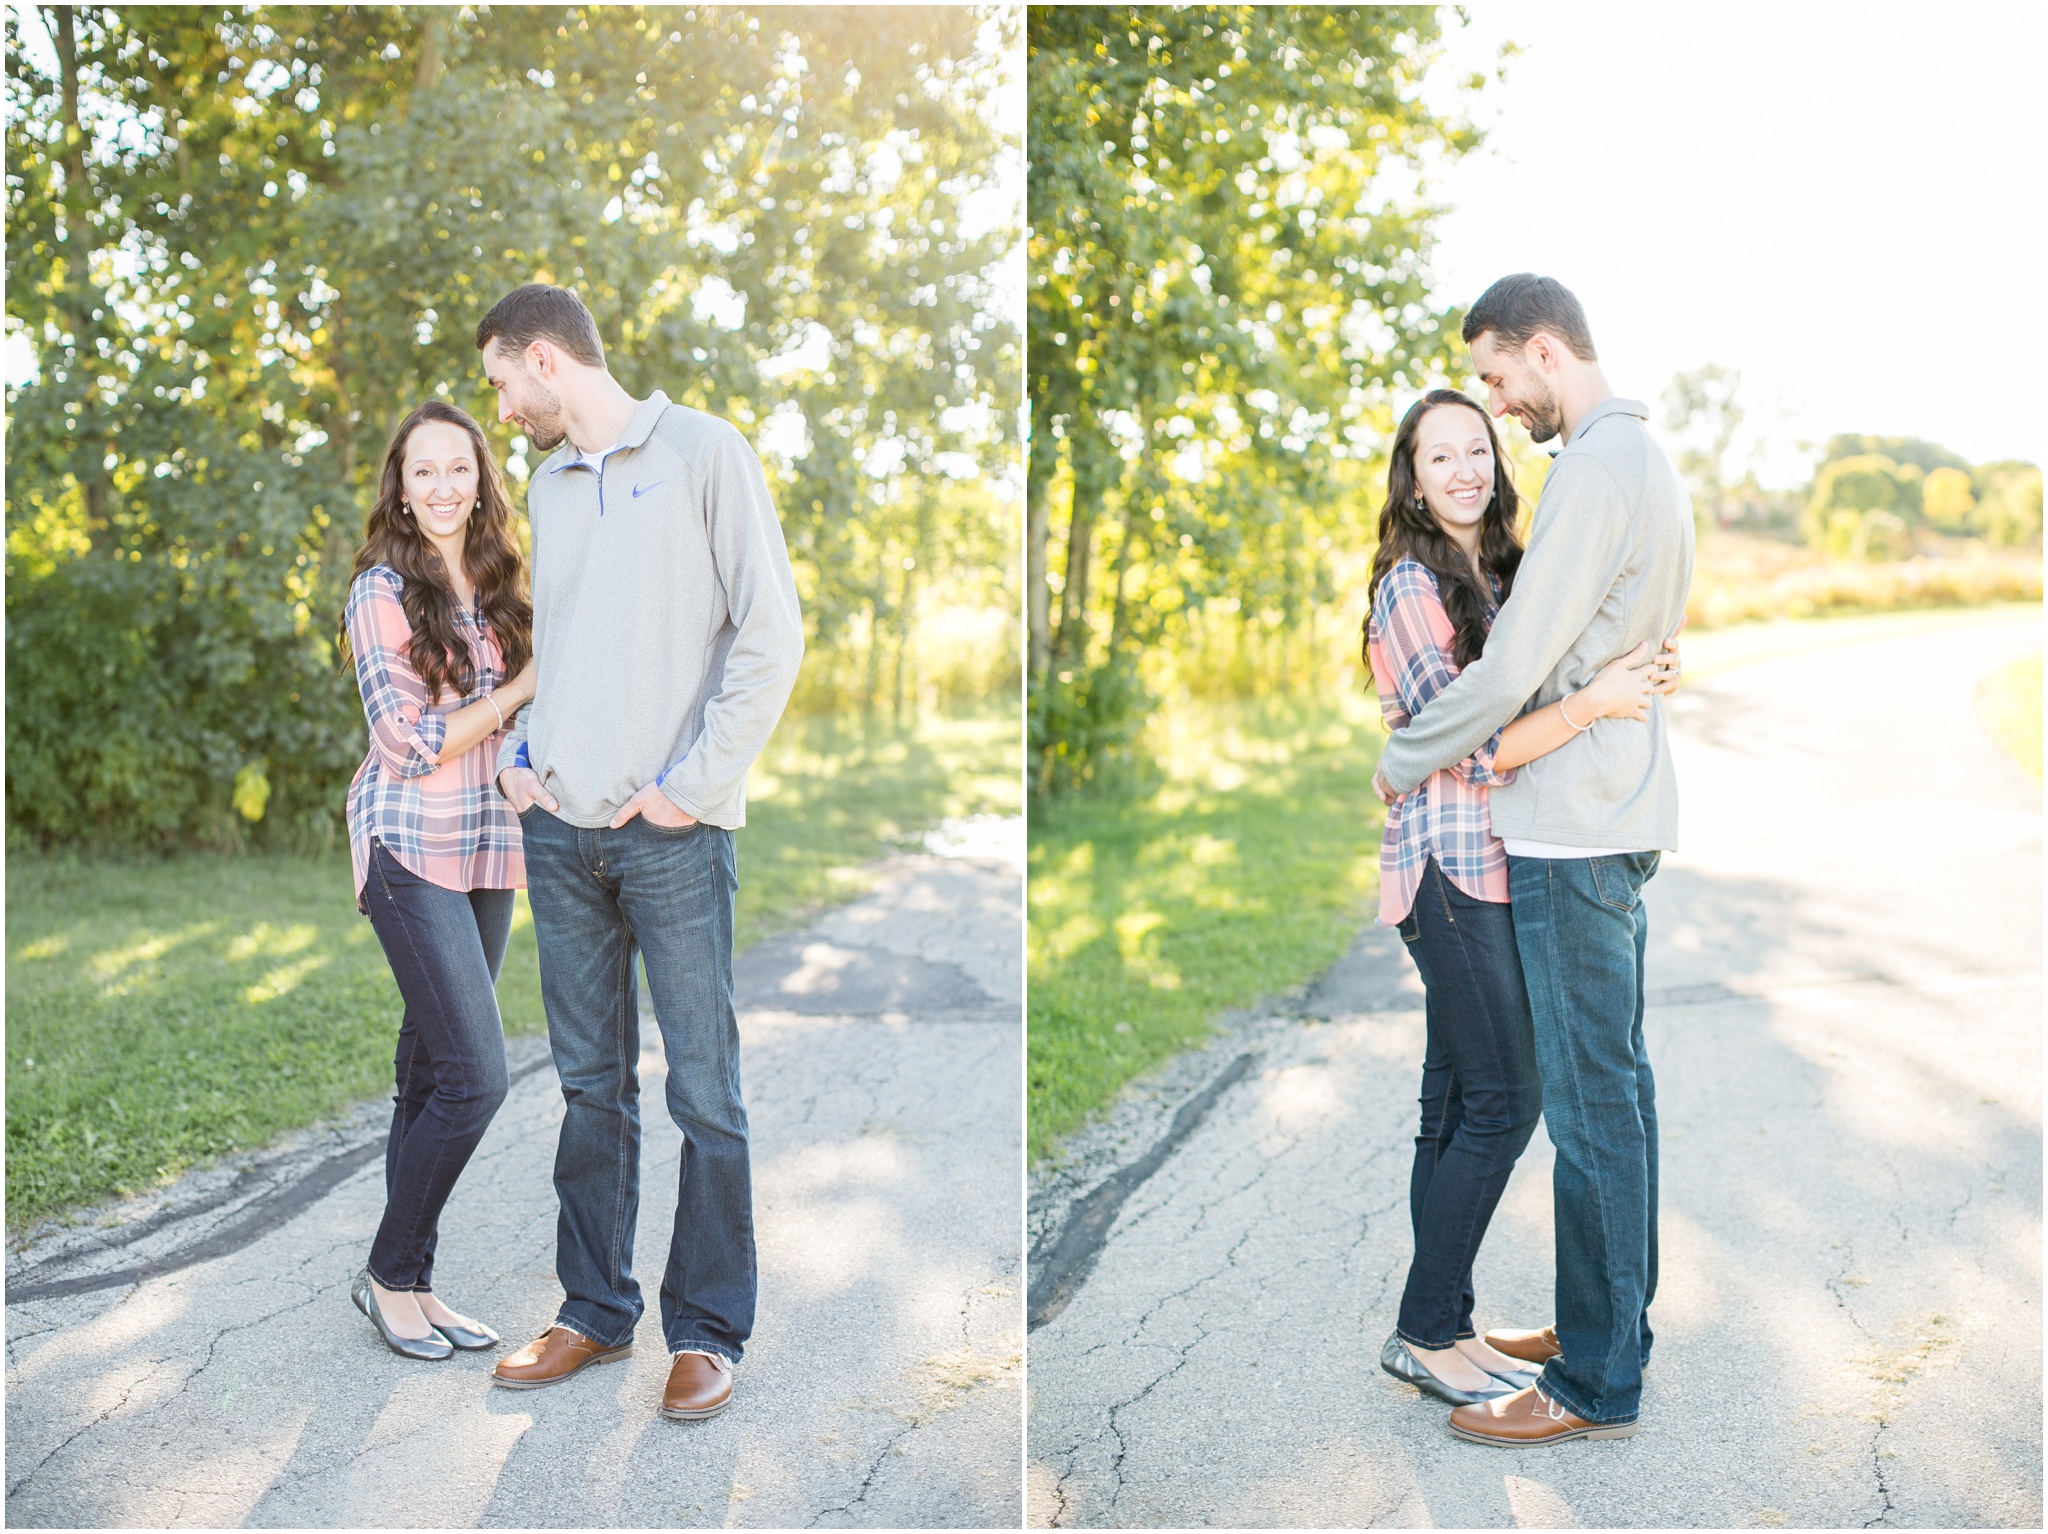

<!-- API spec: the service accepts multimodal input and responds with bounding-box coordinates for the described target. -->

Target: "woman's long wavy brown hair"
[1361,389,1524,682]
[340,400,532,701]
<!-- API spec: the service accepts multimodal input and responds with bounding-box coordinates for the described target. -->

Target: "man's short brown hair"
[1462,274,1598,362]
[475,284,607,369]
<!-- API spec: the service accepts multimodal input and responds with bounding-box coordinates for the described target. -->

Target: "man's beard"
[1522,381,1564,444]
[520,386,568,451]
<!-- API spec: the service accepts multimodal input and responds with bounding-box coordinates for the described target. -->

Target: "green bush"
[5,398,362,851]
[1974,462,2044,547]
[1029,659,1150,798]
[1802,453,1923,556]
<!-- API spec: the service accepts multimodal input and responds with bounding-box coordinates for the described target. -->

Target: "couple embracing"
[337,283,803,1420]
[1364,275,1693,1447]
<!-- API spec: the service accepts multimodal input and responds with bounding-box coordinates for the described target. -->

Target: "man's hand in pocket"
[610,782,698,830]
[497,766,559,814]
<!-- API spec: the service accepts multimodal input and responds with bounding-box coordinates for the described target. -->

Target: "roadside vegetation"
[1978,652,2044,784]
[1028,694,1386,1160]
[5,709,1017,1229]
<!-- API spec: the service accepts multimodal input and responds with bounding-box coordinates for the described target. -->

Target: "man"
[1373,274,1693,1446]
[477,284,804,1420]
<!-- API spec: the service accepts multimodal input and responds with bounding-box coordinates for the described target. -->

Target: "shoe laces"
[1532,1384,1569,1422]
[675,1347,731,1374]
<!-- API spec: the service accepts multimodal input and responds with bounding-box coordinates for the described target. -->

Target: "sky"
[1420,4,2044,485]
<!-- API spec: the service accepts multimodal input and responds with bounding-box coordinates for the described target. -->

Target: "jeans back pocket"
[1589,852,1657,912]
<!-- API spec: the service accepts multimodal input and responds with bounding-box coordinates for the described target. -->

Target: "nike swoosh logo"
[632,481,664,498]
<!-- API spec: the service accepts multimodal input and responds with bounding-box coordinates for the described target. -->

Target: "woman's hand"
[1574,641,1656,723]
[502,658,539,710]
[1650,618,1686,695]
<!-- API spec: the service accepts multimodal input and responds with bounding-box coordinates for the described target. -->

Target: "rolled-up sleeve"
[1372,563,1513,795]
[345,570,447,779]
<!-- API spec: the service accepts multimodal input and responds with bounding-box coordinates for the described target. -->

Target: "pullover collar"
[1561,395,1647,450]
[544,390,672,475]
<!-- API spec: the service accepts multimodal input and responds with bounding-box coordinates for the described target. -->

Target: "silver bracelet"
[1558,694,1594,732]
[486,694,505,732]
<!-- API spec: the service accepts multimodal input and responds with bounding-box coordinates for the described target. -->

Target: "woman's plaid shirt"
[1366,558,1514,926]
[344,566,525,903]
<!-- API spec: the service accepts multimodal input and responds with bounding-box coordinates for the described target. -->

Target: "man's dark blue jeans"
[361,839,514,1293]
[1508,850,1661,1427]
[1394,859,1543,1349]
[519,806,753,1364]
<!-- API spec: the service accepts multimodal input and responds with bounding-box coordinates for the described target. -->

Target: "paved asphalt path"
[1027,610,2042,1528]
[7,825,1024,1529]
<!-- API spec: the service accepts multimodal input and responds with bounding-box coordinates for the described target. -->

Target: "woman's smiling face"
[1411,402,1496,539]
[402,420,480,542]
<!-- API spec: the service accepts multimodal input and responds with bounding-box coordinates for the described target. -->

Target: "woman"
[340,400,536,1360]
[1363,388,1678,1405]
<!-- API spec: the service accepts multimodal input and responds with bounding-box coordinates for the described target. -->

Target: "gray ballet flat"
[1484,1362,1544,1391]
[1379,1332,1517,1406]
[352,1268,453,1361]
[428,1314,500,1351]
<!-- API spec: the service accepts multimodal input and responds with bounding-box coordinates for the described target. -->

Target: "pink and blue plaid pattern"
[1367,558,1513,926]
[345,565,525,902]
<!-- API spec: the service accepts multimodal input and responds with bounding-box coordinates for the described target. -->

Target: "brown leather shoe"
[661,1350,734,1420]
[491,1326,633,1389]
[1483,1323,1562,1364]
[1447,1383,1637,1446]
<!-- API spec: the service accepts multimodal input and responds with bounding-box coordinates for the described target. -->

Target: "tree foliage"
[1970,461,2044,547]
[1659,363,1748,527]
[5,4,1020,848]
[1025,5,1487,791]
[1799,434,2036,557]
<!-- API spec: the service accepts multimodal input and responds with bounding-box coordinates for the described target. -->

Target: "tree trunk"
[1052,419,1110,669]
[892,556,915,725]
[862,591,885,715]
[50,5,108,550]
[411,7,447,97]
[1026,416,1056,684]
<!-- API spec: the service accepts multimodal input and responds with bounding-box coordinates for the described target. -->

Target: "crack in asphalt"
[806,1414,924,1528]
[1039,1043,1421,1526]
[1863,1428,1898,1529]
[6,1365,155,1501]
[804,1270,1020,1530]
[1028,1052,1256,1331]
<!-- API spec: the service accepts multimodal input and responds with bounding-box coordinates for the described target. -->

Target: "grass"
[1028,692,1387,1162]
[1687,529,2040,630]
[5,707,1018,1230]
[1977,651,2044,783]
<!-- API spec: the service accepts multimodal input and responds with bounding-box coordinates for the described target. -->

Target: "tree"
[6,5,1020,847]
[1817,434,1969,478]
[1802,454,1921,558]
[1921,465,1976,532]
[1660,364,1745,527]
[1972,461,2043,547]
[1025,5,1488,790]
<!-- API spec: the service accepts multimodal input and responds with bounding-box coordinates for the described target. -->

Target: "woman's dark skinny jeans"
[1394,858,1542,1350]
[362,839,513,1293]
